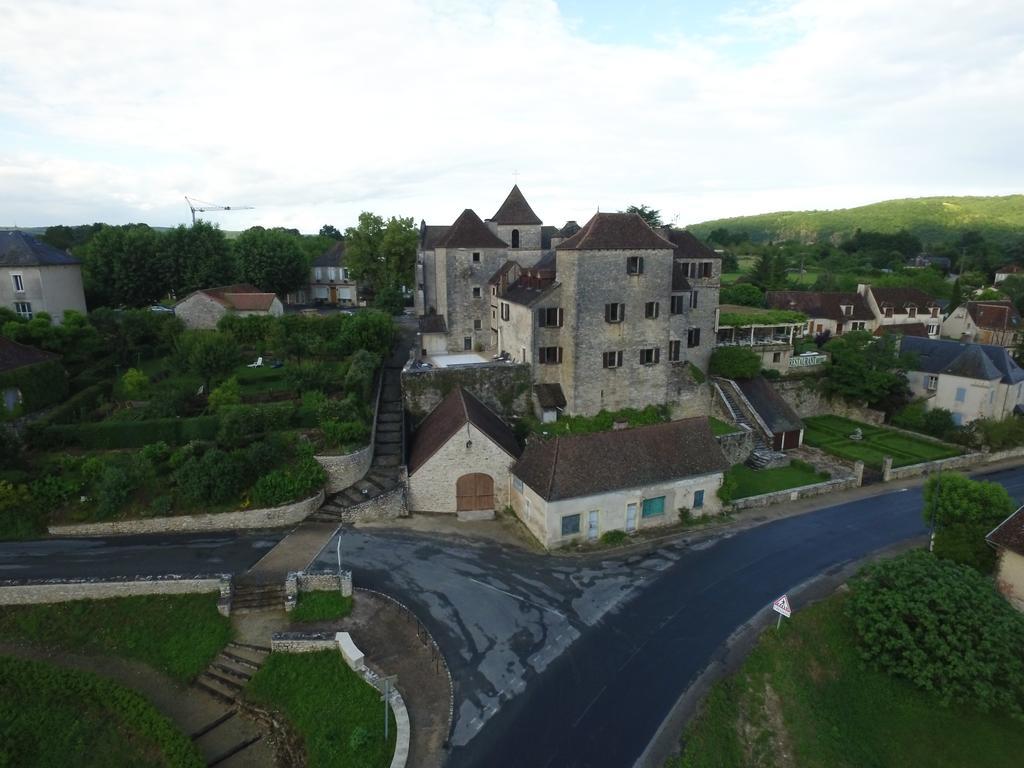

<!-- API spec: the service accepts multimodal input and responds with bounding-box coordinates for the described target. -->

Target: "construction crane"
[184,196,254,226]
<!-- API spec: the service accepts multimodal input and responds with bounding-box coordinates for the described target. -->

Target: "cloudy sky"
[1,0,1021,232]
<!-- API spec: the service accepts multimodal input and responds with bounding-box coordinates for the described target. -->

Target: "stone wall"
[48,490,325,537]
[332,485,407,523]
[0,574,232,615]
[270,632,338,653]
[882,452,986,482]
[728,474,862,511]
[402,362,532,420]
[771,378,885,424]
[284,569,353,611]
[315,447,373,494]
[669,381,714,420]
[716,428,755,465]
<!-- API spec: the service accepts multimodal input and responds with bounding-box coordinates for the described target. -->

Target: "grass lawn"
[246,650,395,768]
[0,655,203,768]
[709,417,740,436]
[290,592,354,623]
[526,404,670,438]
[0,594,231,683]
[726,461,830,499]
[670,595,1024,768]
[803,415,961,469]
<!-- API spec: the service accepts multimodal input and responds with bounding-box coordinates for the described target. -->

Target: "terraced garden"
[803,415,961,469]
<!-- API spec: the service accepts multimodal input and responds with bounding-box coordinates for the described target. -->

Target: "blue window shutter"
[955,387,966,402]
[641,496,666,517]
[694,490,705,509]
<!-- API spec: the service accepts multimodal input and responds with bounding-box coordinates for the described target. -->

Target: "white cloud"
[0,0,1021,231]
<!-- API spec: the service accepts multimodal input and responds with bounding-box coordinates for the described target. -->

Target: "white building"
[509,418,728,549]
[941,300,1020,350]
[287,241,360,307]
[0,231,87,324]
[900,336,1024,425]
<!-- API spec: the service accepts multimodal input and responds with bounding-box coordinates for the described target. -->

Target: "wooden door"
[456,473,494,512]
[330,286,338,304]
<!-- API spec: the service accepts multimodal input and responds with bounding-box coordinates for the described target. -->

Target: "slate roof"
[872,322,929,338]
[533,383,566,410]
[558,221,581,238]
[0,231,80,267]
[512,418,728,502]
[312,241,346,268]
[735,376,803,434]
[870,287,939,308]
[418,315,448,334]
[503,281,558,308]
[408,387,521,475]
[491,185,542,225]
[660,229,720,260]
[965,300,1021,331]
[541,226,558,249]
[556,213,674,251]
[435,209,508,249]
[419,224,450,250]
[766,291,874,322]
[987,505,1024,557]
[0,337,59,373]
[899,336,1024,384]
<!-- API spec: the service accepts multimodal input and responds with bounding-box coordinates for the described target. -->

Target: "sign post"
[772,594,792,630]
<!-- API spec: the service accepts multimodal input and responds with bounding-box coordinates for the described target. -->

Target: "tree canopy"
[624,204,663,228]
[719,283,765,307]
[821,331,910,412]
[160,221,235,299]
[922,472,1015,571]
[234,227,308,296]
[343,213,417,293]
[79,224,166,307]
[319,224,342,240]
[709,347,762,379]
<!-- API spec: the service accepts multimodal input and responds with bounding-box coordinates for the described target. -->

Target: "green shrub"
[318,392,368,424]
[717,472,738,504]
[0,358,68,415]
[33,415,220,450]
[599,530,629,546]
[0,427,21,465]
[933,523,997,573]
[250,447,325,507]
[217,403,296,447]
[207,376,241,411]
[120,367,149,400]
[845,551,1024,717]
[0,481,45,539]
[321,420,370,449]
[973,417,1024,450]
[760,368,781,380]
[285,361,334,394]
[709,347,761,379]
[343,349,379,401]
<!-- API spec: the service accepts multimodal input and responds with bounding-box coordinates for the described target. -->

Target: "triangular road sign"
[772,594,792,618]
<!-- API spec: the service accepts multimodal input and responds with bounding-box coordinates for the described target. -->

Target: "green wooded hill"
[689,195,1024,246]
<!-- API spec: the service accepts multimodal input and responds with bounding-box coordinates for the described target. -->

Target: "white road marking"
[467,577,566,618]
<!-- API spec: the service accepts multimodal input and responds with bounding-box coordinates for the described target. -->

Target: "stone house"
[406,387,522,518]
[765,290,876,338]
[858,284,942,338]
[509,418,728,549]
[175,283,284,330]
[899,336,1024,425]
[286,241,360,307]
[0,231,87,324]
[987,505,1024,612]
[941,300,1020,350]
[414,186,719,416]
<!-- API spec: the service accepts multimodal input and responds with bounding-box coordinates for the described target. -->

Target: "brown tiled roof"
[870,287,939,308]
[435,209,508,249]
[873,322,928,338]
[988,505,1024,557]
[965,300,1021,331]
[996,264,1024,274]
[512,417,728,501]
[408,387,521,475]
[766,291,874,322]
[418,315,447,334]
[491,185,542,225]
[556,212,674,251]
[186,284,278,311]
[312,241,345,267]
[534,383,566,409]
[661,229,719,259]
[0,337,59,373]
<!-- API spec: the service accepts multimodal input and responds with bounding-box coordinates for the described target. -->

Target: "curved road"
[3,466,1023,768]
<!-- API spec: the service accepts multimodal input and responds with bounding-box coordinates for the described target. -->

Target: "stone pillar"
[284,572,299,612]
[340,570,353,597]
[217,576,233,617]
[853,460,865,487]
[882,456,893,482]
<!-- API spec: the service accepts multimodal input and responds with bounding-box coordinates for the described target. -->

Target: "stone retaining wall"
[882,452,987,482]
[48,490,325,537]
[0,573,232,615]
[402,363,532,420]
[315,448,373,494]
[284,569,353,612]
[269,630,411,768]
[716,428,755,465]
[333,485,407,524]
[772,378,885,424]
[728,475,862,511]
[985,446,1024,463]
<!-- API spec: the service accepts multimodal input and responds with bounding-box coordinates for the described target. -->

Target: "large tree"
[821,331,911,412]
[319,224,342,240]
[233,227,308,296]
[160,221,236,298]
[748,250,789,290]
[344,213,418,293]
[78,224,166,307]
[624,204,663,228]
[923,472,1015,571]
[181,331,238,392]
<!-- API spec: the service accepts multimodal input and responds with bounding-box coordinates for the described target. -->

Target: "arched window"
[511,229,520,248]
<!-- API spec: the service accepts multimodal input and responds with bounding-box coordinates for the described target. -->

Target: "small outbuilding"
[0,337,67,415]
[406,387,522,519]
[175,283,284,330]
[510,417,729,549]
[987,505,1024,612]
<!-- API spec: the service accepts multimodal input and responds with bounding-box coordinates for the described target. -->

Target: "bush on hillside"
[709,347,761,379]
[845,551,1024,717]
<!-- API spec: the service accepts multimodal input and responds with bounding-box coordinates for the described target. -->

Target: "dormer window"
[930,306,939,318]
[511,230,520,248]
[908,305,917,319]
[842,305,852,317]
[884,306,893,318]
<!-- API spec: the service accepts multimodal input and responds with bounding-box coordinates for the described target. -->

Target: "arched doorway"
[456,473,494,512]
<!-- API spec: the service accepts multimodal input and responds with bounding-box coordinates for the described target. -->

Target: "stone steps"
[231,585,286,611]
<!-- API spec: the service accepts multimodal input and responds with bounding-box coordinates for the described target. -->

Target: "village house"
[765,290,876,338]
[286,241,360,307]
[994,264,1024,284]
[941,300,1020,350]
[715,304,814,376]
[175,283,284,330]
[0,231,87,324]
[509,418,728,548]
[406,387,522,519]
[858,284,942,338]
[0,336,67,415]
[899,336,1024,425]
[987,505,1024,612]
[413,186,720,416]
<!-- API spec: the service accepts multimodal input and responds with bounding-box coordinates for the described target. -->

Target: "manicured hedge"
[37,380,113,426]
[0,360,68,415]
[31,415,220,450]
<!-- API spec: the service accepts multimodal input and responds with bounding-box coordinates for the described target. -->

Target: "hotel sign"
[789,352,827,368]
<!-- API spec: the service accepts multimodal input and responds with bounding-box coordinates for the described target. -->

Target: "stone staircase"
[230,583,286,612]
[714,377,785,469]
[190,641,271,766]
[311,365,404,522]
